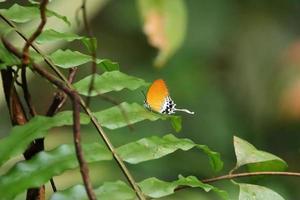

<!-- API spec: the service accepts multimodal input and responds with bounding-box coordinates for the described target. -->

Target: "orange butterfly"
[144,79,194,115]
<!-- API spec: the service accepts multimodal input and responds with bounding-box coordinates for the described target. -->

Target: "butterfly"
[144,79,194,115]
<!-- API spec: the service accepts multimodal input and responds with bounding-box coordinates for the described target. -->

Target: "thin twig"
[2,39,97,200]
[46,67,78,192]
[202,171,300,183]
[21,0,49,116]
[174,171,300,192]
[80,0,97,107]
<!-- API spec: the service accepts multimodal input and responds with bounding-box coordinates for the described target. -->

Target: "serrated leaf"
[138,0,187,67]
[97,59,119,71]
[233,136,287,172]
[49,49,92,68]
[93,102,181,132]
[238,183,285,200]
[117,134,223,171]
[0,4,70,25]
[139,175,228,199]
[0,42,20,69]
[0,143,112,200]
[50,181,135,200]
[36,29,84,44]
[73,71,147,96]
[0,111,90,166]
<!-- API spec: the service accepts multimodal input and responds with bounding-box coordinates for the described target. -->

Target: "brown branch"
[0,68,45,199]
[2,39,96,200]
[21,0,48,116]
[1,16,146,200]
[174,171,300,192]
[80,0,97,107]
[45,67,78,192]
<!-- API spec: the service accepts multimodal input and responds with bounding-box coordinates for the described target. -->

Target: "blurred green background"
[1,0,300,199]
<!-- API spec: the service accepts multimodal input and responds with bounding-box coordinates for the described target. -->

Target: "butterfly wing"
[146,79,169,112]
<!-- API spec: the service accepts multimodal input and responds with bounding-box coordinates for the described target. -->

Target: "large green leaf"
[48,49,118,71]
[117,134,223,172]
[233,136,287,172]
[137,0,187,67]
[0,42,20,69]
[93,102,182,132]
[139,175,228,199]
[36,29,84,44]
[0,4,70,25]
[0,143,112,200]
[238,183,285,200]
[73,71,148,96]
[49,49,92,68]
[0,111,90,166]
[50,181,135,200]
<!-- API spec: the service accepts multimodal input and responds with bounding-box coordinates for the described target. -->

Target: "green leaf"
[97,59,119,71]
[0,111,90,166]
[93,102,181,132]
[0,143,112,200]
[0,42,20,69]
[137,0,187,67]
[36,29,84,44]
[49,49,92,68]
[46,9,71,26]
[238,183,285,200]
[0,4,70,25]
[117,134,223,172]
[50,181,135,200]
[81,37,97,53]
[233,136,287,172]
[73,71,147,96]
[139,175,228,199]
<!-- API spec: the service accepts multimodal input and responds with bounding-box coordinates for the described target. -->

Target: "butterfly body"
[144,79,194,115]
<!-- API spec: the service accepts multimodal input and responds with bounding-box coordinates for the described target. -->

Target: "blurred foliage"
[1,0,300,199]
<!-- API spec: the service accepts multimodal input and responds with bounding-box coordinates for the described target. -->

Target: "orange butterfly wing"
[146,79,169,112]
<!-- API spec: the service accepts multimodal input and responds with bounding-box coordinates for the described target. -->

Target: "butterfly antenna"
[174,108,195,115]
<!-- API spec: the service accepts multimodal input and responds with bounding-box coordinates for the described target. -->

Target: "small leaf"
[138,0,187,67]
[238,183,285,200]
[49,49,92,68]
[0,143,112,200]
[73,71,147,96]
[36,29,83,44]
[0,4,70,25]
[139,176,228,199]
[0,42,20,69]
[233,136,287,172]
[117,134,223,171]
[81,37,97,53]
[93,102,181,132]
[50,181,135,200]
[46,8,71,26]
[97,59,119,71]
[0,111,90,166]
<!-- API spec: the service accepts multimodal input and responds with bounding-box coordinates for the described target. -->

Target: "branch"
[2,39,97,200]
[45,67,78,192]
[0,16,146,200]
[21,0,49,117]
[174,171,300,192]
[80,0,97,107]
